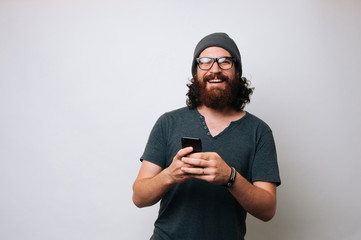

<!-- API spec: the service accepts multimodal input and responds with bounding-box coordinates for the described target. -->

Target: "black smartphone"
[181,137,202,153]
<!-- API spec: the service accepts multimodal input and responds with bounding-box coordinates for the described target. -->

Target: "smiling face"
[196,47,237,91]
[195,46,239,110]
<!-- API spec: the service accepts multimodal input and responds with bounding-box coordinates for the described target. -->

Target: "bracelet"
[226,167,236,188]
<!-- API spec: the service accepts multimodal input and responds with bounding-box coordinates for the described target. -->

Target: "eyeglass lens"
[197,57,233,70]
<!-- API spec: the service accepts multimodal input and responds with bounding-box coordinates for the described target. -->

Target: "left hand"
[181,152,231,185]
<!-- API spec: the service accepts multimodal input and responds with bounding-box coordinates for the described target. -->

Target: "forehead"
[199,46,232,58]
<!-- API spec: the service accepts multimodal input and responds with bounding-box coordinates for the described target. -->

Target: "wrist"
[162,167,176,185]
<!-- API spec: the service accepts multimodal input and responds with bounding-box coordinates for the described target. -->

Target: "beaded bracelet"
[226,167,236,188]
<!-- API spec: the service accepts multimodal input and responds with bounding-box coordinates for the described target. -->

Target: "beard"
[193,72,239,110]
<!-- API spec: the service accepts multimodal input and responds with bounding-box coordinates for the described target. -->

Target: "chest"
[205,118,232,137]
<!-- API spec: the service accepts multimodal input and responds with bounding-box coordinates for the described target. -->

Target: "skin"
[132,47,277,222]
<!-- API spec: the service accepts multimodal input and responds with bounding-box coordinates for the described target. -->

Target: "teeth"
[209,79,223,83]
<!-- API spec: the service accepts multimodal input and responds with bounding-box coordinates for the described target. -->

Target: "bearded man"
[132,33,281,240]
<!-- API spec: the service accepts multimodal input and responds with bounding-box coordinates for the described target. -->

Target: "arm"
[228,175,277,221]
[132,147,194,208]
[181,152,277,221]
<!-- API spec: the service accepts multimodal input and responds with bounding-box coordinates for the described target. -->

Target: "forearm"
[132,169,174,208]
[228,172,277,221]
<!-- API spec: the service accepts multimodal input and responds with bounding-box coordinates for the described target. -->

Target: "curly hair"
[186,73,254,111]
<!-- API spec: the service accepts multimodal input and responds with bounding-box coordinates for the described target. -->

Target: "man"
[132,32,281,240]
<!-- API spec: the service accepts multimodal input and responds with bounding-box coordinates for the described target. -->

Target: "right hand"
[165,147,194,184]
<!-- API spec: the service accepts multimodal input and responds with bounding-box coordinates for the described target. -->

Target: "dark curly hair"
[186,73,254,111]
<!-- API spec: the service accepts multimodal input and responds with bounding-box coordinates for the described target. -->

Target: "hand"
[181,152,231,185]
[164,147,195,184]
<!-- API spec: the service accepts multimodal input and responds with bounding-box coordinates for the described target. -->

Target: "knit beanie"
[191,32,242,76]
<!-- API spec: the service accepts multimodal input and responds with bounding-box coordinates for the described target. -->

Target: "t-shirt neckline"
[193,108,249,139]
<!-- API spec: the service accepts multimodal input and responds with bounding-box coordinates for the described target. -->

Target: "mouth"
[204,74,228,84]
[208,79,224,83]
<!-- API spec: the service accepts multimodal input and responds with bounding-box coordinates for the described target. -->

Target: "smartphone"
[181,137,202,153]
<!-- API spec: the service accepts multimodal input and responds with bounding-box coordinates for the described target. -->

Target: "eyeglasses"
[196,57,235,70]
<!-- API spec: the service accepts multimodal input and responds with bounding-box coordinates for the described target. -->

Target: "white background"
[1,0,361,239]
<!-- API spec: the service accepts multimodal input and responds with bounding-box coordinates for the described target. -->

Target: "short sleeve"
[251,130,281,186]
[140,114,168,168]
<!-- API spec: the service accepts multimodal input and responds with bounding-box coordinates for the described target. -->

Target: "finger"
[175,147,193,160]
[189,174,213,182]
[188,152,209,160]
[181,167,204,175]
[181,157,208,168]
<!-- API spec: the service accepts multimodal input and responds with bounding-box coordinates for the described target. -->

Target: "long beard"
[195,73,239,110]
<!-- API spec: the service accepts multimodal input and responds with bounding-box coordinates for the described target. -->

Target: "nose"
[209,60,222,73]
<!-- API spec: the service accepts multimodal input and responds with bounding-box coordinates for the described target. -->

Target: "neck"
[197,105,244,118]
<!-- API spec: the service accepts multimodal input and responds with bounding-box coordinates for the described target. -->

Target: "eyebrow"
[199,56,232,58]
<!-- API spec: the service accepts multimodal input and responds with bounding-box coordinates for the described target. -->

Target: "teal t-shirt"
[141,107,281,240]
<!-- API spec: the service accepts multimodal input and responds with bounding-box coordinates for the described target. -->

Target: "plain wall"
[1,0,361,239]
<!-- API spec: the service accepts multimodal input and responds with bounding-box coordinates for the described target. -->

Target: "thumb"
[175,147,193,160]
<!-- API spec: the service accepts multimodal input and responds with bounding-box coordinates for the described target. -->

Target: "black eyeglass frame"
[196,57,235,70]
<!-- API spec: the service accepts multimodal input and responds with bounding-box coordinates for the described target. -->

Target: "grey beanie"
[191,32,242,76]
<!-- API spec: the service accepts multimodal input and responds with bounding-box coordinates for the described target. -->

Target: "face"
[195,47,239,110]
[196,47,236,89]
